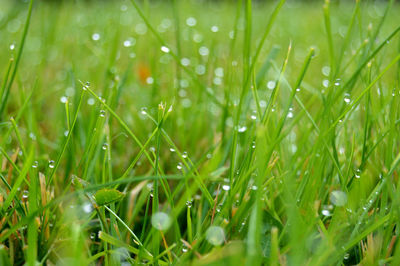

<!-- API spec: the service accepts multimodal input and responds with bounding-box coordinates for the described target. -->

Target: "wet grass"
[1,0,400,265]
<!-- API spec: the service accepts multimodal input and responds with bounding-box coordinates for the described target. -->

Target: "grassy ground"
[1,0,400,265]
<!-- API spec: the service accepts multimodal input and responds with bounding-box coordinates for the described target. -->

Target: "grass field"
[1,0,400,265]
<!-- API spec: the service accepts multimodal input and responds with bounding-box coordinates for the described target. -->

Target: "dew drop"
[181,58,190,66]
[48,160,55,169]
[237,126,247,133]
[151,212,172,231]
[82,202,93,214]
[199,46,209,56]
[205,226,225,246]
[91,33,100,41]
[87,98,95,105]
[267,81,276,90]
[250,111,257,120]
[177,162,183,170]
[321,209,331,216]
[344,93,351,104]
[321,205,333,216]
[322,66,330,76]
[32,161,38,169]
[22,190,29,199]
[146,77,154,84]
[161,46,170,53]
[60,96,68,103]
[222,184,230,191]
[186,17,197,27]
[140,107,147,115]
[182,151,188,158]
[355,169,361,179]
[330,190,348,206]
[102,143,108,150]
[99,110,106,117]
[29,132,36,141]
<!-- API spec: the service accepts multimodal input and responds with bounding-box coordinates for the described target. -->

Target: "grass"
[0,0,400,265]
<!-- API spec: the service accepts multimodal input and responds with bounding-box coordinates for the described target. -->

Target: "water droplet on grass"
[199,46,209,56]
[322,66,330,76]
[82,202,93,214]
[169,148,175,153]
[99,110,106,117]
[102,143,108,150]
[146,77,154,84]
[140,107,147,115]
[60,96,68,103]
[177,163,183,170]
[182,151,188,158]
[181,58,190,66]
[123,37,135,47]
[250,111,257,120]
[237,126,247,133]
[92,33,100,41]
[206,226,225,246]
[186,17,197,27]
[32,161,38,168]
[355,169,361,178]
[151,212,172,231]
[22,190,29,199]
[344,93,351,104]
[161,46,170,53]
[214,67,224,77]
[87,98,95,105]
[267,81,276,90]
[321,205,333,216]
[82,82,90,91]
[222,185,230,191]
[211,25,219,32]
[48,160,55,169]
[321,209,331,216]
[195,65,206,75]
[330,190,348,206]
[29,132,36,140]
